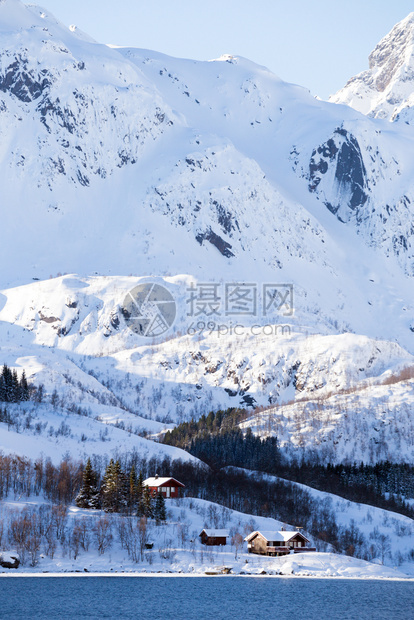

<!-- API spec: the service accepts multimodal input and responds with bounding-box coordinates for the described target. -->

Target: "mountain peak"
[0,0,62,34]
[330,13,414,121]
[368,12,414,78]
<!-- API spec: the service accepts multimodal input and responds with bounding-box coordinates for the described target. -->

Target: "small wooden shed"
[199,529,229,546]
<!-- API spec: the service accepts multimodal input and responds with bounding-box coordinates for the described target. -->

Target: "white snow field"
[0,495,412,578]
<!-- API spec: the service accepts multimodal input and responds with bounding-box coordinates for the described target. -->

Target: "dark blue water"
[0,576,413,620]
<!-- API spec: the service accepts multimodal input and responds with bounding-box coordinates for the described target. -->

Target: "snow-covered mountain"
[330,13,414,123]
[1,1,414,464]
[0,0,413,286]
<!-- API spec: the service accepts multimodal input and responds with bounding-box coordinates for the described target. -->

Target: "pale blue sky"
[34,0,413,99]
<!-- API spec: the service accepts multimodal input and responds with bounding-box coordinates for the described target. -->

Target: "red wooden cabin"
[143,475,185,498]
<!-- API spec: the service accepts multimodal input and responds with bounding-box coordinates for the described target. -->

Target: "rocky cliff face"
[330,13,414,121]
[0,2,173,191]
[308,128,368,222]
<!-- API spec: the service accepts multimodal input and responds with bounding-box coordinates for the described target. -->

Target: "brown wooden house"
[199,529,229,546]
[143,475,185,499]
[244,530,315,556]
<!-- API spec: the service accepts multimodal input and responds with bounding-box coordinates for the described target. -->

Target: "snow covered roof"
[244,530,309,543]
[200,529,229,538]
[143,477,184,488]
[277,530,309,542]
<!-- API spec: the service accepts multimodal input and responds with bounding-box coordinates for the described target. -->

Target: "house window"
[171,487,175,494]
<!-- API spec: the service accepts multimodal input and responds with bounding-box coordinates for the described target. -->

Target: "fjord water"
[1,577,413,619]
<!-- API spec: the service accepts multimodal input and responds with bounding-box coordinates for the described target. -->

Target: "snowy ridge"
[0,274,413,463]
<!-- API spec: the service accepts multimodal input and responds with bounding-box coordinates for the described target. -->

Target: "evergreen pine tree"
[20,370,29,401]
[11,369,19,402]
[136,471,145,517]
[154,491,166,524]
[142,485,153,518]
[75,458,100,509]
[101,459,129,512]
[117,461,129,513]
[1,365,13,402]
[128,465,137,512]
[101,459,117,512]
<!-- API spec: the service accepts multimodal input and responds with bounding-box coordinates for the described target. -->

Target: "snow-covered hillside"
[239,370,414,463]
[0,494,411,577]
[0,273,413,463]
[238,469,414,576]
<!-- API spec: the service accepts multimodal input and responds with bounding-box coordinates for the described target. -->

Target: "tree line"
[162,408,414,518]
[187,428,279,472]
[1,450,412,566]
[0,365,30,403]
[163,408,249,448]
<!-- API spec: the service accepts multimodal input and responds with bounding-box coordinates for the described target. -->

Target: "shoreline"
[1,572,413,581]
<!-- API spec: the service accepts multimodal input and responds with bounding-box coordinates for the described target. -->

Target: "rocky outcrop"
[309,128,367,222]
[196,229,234,258]
[0,552,20,569]
[0,54,52,102]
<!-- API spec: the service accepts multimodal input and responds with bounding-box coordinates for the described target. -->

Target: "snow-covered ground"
[237,469,414,576]
[0,496,412,579]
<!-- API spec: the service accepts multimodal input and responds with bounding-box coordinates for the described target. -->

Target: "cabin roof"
[199,529,229,538]
[244,530,310,543]
[143,477,185,488]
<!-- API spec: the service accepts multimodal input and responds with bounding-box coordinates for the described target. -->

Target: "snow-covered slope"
[1,494,412,577]
[238,469,414,575]
[239,368,414,463]
[0,273,413,463]
[0,1,414,285]
[1,2,414,464]
[330,13,414,122]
